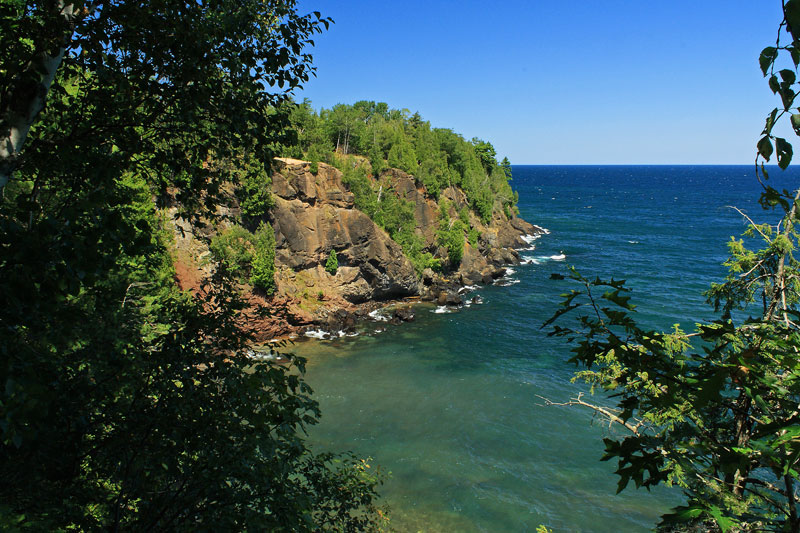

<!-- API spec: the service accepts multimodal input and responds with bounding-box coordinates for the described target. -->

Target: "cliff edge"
[171,158,543,340]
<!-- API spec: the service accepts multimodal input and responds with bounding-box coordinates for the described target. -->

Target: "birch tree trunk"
[0,3,77,190]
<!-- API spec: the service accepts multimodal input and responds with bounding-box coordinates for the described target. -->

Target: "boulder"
[393,306,415,322]
[445,292,463,306]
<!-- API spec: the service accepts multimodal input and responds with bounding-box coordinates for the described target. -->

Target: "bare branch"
[536,393,642,436]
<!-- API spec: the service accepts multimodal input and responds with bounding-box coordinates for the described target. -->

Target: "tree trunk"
[0,2,78,190]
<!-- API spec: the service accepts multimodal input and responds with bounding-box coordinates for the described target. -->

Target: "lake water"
[292,165,799,532]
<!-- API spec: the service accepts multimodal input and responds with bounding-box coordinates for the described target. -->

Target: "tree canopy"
[0,1,387,530]
[281,99,518,223]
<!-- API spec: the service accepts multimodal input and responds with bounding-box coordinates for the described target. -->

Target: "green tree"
[436,200,465,267]
[210,225,256,279]
[547,4,800,531]
[251,221,277,294]
[0,1,386,530]
[325,248,339,274]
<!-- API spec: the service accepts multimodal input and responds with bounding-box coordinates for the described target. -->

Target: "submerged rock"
[393,306,415,322]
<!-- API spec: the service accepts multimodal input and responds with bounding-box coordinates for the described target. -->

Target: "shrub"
[209,225,255,279]
[468,227,479,248]
[436,200,465,267]
[238,160,274,222]
[250,222,276,294]
[325,249,338,274]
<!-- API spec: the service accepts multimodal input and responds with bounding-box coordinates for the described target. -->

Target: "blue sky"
[294,2,789,164]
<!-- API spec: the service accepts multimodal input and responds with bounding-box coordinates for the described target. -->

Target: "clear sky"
[293,1,791,165]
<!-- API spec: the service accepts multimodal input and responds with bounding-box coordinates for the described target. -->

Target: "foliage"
[279,100,518,223]
[210,225,256,279]
[468,227,480,248]
[0,1,386,530]
[437,200,466,267]
[336,156,442,275]
[210,222,276,294]
[548,4,800,531]
[325,249,339,275]
[340,160,379,220]
[251,222,277,294]
[238,163,275,223]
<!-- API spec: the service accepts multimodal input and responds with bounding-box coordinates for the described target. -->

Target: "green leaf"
[603,289,635,310]
[758,136,774,161]
[770,425,800,447]
[776,137,793,169]
[708,506,735,533]
[769,75,780,94]
[764,108,779,135]
[780,85,797,110]
[792,114,800,136]
[760,47,778,76]
[787,0,800,40]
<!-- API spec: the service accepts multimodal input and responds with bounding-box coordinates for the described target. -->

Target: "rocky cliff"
[170,158,543,340]
[270,159,419,304]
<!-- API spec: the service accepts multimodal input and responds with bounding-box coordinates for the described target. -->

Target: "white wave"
[246,350,279,362]
[458,284,479,294]
[521,255,541,265]
[368,309,389,322]
[520,232,546,251]
[495,278,521,286]
[521,233,541,245]
[505,268,517,276]
[304,329,326,339]
[432,306,453,314]
[548,254,566,261]
[344,331,359,337]
[628,240,640,244]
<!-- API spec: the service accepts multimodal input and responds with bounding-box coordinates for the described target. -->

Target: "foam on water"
[368,309,389,322]
[520,233,543,251]
[432,306,454,314]
[304,329,357,340]
[304,329,328,339]
[246,349,279,362]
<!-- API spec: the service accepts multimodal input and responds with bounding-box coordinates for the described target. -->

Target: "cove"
[294,165,799,532]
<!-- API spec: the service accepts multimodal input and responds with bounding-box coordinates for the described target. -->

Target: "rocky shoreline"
[264,227,546,343]
[171,158,545,344]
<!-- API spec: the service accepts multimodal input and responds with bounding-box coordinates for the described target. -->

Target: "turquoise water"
[295,166,800,532]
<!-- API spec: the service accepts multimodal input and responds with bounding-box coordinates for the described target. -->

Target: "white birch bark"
[0,3,77,190]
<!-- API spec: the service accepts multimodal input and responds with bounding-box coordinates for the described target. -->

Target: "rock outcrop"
[170,157,544,339]
[270,158,419,303]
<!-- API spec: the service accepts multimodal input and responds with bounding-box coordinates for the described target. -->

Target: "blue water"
[295,165,800,532]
